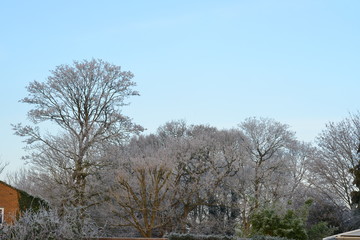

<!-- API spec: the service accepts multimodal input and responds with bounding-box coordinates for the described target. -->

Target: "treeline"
[5,59,360,240]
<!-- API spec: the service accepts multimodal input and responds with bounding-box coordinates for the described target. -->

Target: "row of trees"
[6,59,360,239]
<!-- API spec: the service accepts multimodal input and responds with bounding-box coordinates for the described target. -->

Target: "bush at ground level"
[306,221,337,240]
[250,207,307,240]
[0,207,102,240]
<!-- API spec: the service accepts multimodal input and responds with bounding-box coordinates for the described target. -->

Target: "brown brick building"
[0,181,44,224]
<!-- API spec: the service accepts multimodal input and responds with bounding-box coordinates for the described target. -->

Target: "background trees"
[107,121,243,236]
[103,118,324,237]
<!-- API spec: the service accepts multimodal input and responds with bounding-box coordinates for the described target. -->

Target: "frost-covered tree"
[13,59,143,211]
[308,114,360,209]
[235,117,297,234]
[107,121,243,236]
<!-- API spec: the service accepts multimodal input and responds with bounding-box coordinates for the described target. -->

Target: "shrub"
[0,207,102,240]
[306,221,337,240]
[250,208,307,240]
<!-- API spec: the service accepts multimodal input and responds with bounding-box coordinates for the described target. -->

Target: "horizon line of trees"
[2,59,360,240]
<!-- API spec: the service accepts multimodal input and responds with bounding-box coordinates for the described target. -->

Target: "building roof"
[0,180,23,192]
[0,180,36,198]
[324,229,360,240]
[0,180,47,210]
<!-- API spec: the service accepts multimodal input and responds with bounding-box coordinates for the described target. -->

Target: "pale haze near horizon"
[1,0,359,179]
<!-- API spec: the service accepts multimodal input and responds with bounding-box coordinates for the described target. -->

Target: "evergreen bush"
[306,221,337,240]
[250,207,307,240]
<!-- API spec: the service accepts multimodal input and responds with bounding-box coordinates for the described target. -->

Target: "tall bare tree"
[236,117,296,234]
[309,116,360,209]
[304,113,360,230]
[305,112,360,223]
[239,117,296,208]
[13,59,143,211]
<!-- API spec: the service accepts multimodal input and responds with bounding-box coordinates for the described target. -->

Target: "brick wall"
[0,182,20,223]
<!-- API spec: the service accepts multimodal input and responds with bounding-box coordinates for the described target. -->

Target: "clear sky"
[1,0,359,177]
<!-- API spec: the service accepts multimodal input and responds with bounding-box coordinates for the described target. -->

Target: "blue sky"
[1,0,360,176]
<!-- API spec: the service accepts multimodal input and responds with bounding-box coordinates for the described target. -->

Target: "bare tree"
[281,141,315,203]
[157,119,187,140]
[13,59,143,211]
[0,160,8,176]
[0,160,9,181]
[309,115,360,209]
[239,117,295,206]
[6,168,38,194]
[235,117,296,234]
[110,158,175,237]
